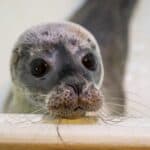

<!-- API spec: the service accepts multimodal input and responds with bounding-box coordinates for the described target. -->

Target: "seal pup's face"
[11,22,104,118]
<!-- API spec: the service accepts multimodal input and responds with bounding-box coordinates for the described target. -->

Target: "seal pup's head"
[11,22,104,118]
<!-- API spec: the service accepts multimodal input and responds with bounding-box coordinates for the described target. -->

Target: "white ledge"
[0,114,150,150]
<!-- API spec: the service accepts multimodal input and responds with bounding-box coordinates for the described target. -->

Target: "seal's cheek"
[47,85,78,111]
[79,85,104,111]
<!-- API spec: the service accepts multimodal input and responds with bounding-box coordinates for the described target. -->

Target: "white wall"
[126,0,150,116]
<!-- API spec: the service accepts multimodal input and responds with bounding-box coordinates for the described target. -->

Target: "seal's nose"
[67,82,84,95]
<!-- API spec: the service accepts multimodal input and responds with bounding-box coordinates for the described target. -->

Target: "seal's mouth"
[73,106,83,111]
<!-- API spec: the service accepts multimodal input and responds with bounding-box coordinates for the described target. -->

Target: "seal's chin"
[49,108,86,119]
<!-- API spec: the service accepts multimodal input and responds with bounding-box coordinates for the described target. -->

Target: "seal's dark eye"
[30,58,49,77]
[82,53,97,71]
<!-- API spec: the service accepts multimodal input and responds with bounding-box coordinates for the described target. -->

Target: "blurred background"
[0,0,149,116]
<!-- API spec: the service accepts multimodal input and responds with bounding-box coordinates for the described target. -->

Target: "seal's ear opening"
[10,44,33,82]
[10,47,20,82]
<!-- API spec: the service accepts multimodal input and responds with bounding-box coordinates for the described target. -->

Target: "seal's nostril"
[67,83,84,95]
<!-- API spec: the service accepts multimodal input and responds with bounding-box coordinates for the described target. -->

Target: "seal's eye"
[82,53,97,71]
[30,58,49,77]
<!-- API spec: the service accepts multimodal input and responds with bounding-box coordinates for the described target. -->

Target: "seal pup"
[4,22,104,119]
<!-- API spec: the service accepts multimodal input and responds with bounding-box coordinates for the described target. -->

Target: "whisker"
[29,108,46,114]
[104,96,150,114]
[56,119,65,143]
[99,108,122,119]
[101,101,150,119]
[106,96,149,108]
[97,112,124,125]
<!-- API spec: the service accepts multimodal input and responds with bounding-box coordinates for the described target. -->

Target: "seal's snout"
[47,83,103,118]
